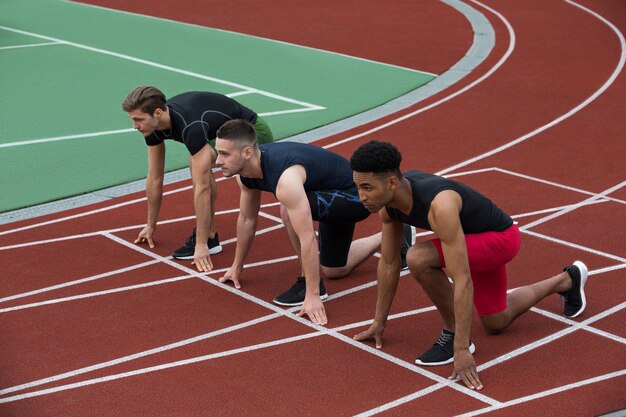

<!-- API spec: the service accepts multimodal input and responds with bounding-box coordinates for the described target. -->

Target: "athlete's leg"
[479,270,572,334]
[322,231,382,278]
[280,203,305,276]
[254,116,274,144]
[407,240,455,331]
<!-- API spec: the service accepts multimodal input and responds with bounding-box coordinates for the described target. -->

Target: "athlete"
[350,140,588,391]
[122,86,273,272]
[214,119,382,325]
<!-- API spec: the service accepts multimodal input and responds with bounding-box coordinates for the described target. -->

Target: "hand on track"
[134,225,156,248]
[353,322,385,349]
[450,350,483,390]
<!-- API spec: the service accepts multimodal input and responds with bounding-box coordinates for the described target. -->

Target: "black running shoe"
[172,228,223,260]
[273,276,328,306]
[559,260,588,318]
[415,329,476,366]
[401,224,412,271]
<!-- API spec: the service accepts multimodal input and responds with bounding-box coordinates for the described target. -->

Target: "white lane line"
[98,231,500,405]
[477,302,626,372]
[323,0,517,151]
[64,0,436,76]
[257,210,283,224]
[520,229,626,263]
[0,176,227,237]
[0,128,135,149]
[530,306,626,346]
[0,104,315,149]
[492,168,626,205]
[589,263,626,276]
[521,180,626,231]
[0,41,61,50]
[0,25,324,112]
[455,369,626,417]
[4,265,622,403]
[0,275,193,313]
[0,304,497,406]
[0,312,283,397]
[0,331,323,403]
[1,103,311,149]
[437,0,626,176]
[0,0,500,232]
[354,384,450,417]
[0,201,281,250]
[2,0,620,410]
[0,224,295,307]
[512,201,609,220]
[0,259,162,304]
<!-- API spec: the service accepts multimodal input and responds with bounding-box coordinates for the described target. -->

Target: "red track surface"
[1,0,625,416]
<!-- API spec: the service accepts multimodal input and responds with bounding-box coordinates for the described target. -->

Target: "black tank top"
[385,170,513,233]
[239,142,355,195]
[145,92,257,155]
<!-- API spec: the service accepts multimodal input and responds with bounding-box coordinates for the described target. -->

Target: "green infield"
[0,0,435,212]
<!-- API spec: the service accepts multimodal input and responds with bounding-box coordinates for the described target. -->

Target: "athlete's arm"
[135,142,165,248]
[429,190,482,390]
[276,165,327,325]
[354,208,403,347]
[189,143,217,272]
[219,177,261,289]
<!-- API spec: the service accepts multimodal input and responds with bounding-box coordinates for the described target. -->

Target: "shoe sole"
[172,254,194,260]
[172,245,223,260]
[209,245,223,255]
[565,260,588,318]
[273,293,329,307]
[415,342,476,366]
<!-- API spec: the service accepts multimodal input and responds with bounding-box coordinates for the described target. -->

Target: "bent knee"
[406,241,442,274]
[483,324,504,335]
[480,312,510,335]
[321,265,350,279]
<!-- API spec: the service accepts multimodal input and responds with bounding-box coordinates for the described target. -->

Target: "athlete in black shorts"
[122,86,273,272]
[214,119,382,325]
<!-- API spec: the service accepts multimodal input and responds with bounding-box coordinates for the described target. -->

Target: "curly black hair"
[350,140,402,176]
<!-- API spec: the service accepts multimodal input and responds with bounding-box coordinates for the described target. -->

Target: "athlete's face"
[353,171,394,213]
[128,108,160,137]
[215,138,249,177]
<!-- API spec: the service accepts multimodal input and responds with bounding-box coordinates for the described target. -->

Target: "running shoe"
[273,276,328,306]
[172,228,223,259]
[559,260,588,318]
[415,329,476,366]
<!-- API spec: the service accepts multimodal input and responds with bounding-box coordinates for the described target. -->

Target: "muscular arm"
[189,144,217,272]
[275,165,327,325]
[135,143,165,247]
[219,177,261,289]
[354,209,404,347]
[429,190,482,389]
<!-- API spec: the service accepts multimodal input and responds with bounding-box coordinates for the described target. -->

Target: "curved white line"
[323,0,517,151]
[437,0,626,175]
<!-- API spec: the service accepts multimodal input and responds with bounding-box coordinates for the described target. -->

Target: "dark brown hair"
[122,86,167,114]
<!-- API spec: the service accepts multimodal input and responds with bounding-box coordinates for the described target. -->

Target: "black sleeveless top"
[385,170,512,233]
[239,142,355,195]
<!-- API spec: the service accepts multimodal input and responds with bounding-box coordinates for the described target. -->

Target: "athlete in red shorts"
[349,141,588,391]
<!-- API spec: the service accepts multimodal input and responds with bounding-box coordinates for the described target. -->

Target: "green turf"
[0,0,435,212]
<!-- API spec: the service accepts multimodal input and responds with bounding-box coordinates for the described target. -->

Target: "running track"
[1,0,624,415]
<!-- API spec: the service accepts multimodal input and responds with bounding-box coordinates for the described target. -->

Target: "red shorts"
[432,224,521,316]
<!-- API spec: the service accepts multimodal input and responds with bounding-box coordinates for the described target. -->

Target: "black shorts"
[306,186,370,268]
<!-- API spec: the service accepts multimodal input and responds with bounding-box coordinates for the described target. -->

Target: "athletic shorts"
[431,223,521,316]
[254,116,274,144]
[306,186,370,268]
[208,115,274,148]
